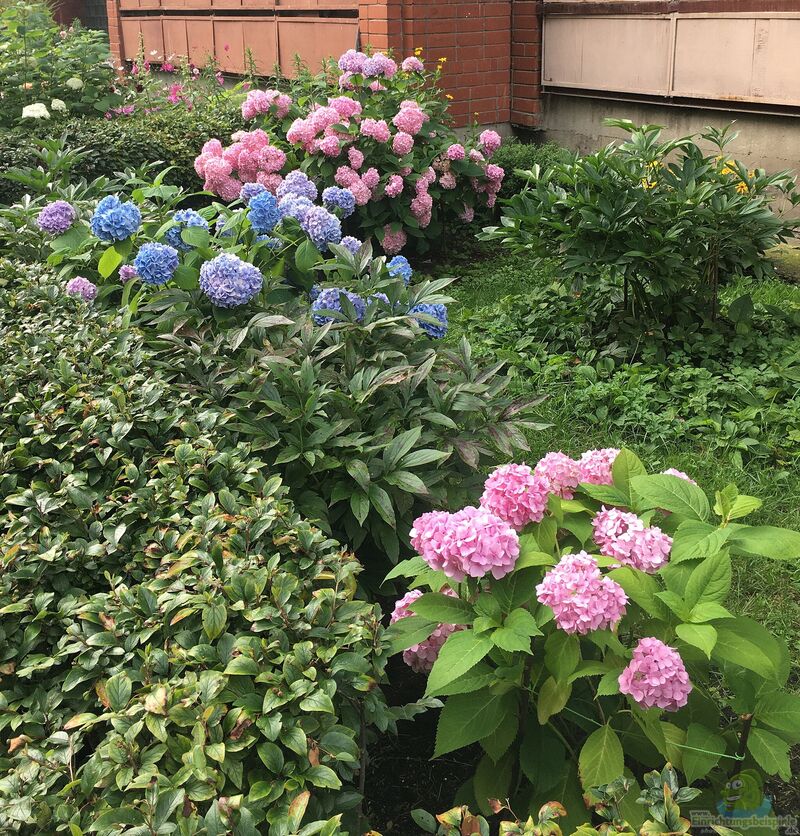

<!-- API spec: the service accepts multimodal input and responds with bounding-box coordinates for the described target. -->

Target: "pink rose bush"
[196,49,506,255]
[389,445,798,807]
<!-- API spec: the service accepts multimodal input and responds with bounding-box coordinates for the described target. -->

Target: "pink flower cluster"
[411,167,436,227]
[242,89,293,120]
[619,637,692,711]
[382,225,407,255]
[401,56,425,73]
[662,468,697,484]
[577,448,621,486]
[361,118,391,143]
[592,507,673,573]
[474,163,505,208]
[479,129,502,157]
[393,132,414,156]
[194,130,286,200]
[534,452,581,500]
[480,463,549,531]
[410,506,520,582]
[390,589,460,673]
[385,174,404,198]
[335,165,378,205]
[392,101,429,136]
[536,552,628,635]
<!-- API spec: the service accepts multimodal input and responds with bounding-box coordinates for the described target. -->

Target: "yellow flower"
[445,94,453,100]
[720,167,734,176]
[647,160,661,170]
[414,47,422,56]
[438,57,447,63]
[640,178,657,190]
[736,181,749,194]
[747,169,755,178]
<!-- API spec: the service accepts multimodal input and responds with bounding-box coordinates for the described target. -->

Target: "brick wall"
[511,0,542,127]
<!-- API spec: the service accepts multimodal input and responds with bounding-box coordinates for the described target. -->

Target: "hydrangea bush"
[386,448,800,822]
[197,50,506,253]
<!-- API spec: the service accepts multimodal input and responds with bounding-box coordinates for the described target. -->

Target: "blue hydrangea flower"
[311,287,366,324]
[276,170,318,202]
[301,206,342,252]
[278,196,314,224]
[240,182,267,205]
[340,236,363,255]
[256,235,282,249]
[388,255,413,286]
[370,292,390,306]
[409,302,448,339]
[133,242,180,286]
[322,186,356,219]
[309,284,321,302]
[90,195,142,241]
[247,191,280,234]
[165,208,209,252]
[199,253,263,308]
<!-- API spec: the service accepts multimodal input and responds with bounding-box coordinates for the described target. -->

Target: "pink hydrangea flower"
[479,129,502,156]
[534,452,581,500]
[242,89,292,120]
[338,71,355,90]
[459,205,475,222]
[382,224,407,255]
[392,103,428,136]
[480,463,549,530]
[318,135,341,157]
[348,147,364,170]
[338,49,367,74]
[392,132,414,156]
[335,166,359,188]
[619,637,692,711]
[661,468,697,485]
[410,506,520,582]
[446,143,466,161]
[360,118,391,143]
[369,80,387,92]
[328,95,362,119]
[350,180,372,205]
[536,552,628,635]
[592,507,672,573]
[385,174,404,197]
[577,448,621,486]
[390,589,460,673]
[439,172,457,190]
[362,167,380,189]
[401,56,424,72]
[469,149,485,163]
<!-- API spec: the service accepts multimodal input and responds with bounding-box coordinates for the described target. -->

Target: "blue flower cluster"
[322,186,356,218]
[256,235,282,250]
[278,196,314,224]
[240,182,267,205]
[133,242,179,286]
[409,302,448,339]
[311,287,366,324]
[388,255,413,286]
[199,253,263,308]
[340,236,363,256]
[301,206,342,252]
[248,191,281,234]
[90,195,141,242]
[370,292,390,306]
[277,171,318,202]
[165,209,209,252]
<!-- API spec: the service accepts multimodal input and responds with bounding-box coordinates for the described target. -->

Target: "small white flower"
[51,98,67,113]
[21,102,50,119]
[65,77,84,90]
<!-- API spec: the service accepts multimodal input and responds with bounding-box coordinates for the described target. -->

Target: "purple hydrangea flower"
[119,264,137,283]
[37,200,76,235]
[309,284,321,302]
[409,302,448,338]
[278,195,314,224]
[256,235,282,249]
[370,292,390,306]
[311,287,366,324]
[322,186,356,219]
[240,182,267,205]
[301,206,342,252]
[133,242,180,286]
[247,191,280,234]
[65,276,98,301]
[387,255,412,286]
[90,195,142,241]
[340,235,363,255]
[165,209,209,252]
[276,170,318,202]
[199,253,263,308]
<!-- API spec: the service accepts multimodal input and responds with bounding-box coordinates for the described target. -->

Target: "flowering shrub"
[386,448,800,819]
[198,50,506,253]
[482,121,800,321]
[0,1,118,127]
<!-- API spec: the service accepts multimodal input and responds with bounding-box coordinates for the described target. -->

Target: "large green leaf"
[536,676,572,724]
[425,630,493,696]
[682,722,725,784]
[755,692,800,735]
[409,592,475,625]
[684,551,731,609]
[631,474,710,520]
[747,728,791,780]
[578,724,624,789]
[727,525,800,560]
[712,618,785,682]
[433,689,515,757]
[384,615,437,654]
[670,521,732,563]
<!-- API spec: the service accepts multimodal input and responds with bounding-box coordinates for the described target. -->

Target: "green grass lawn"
[438,246,800,681]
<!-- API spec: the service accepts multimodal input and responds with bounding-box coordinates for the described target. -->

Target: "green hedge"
[0,103,244,204]
[491,139,571,198]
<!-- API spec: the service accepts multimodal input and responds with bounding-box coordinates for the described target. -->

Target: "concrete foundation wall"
[541,93,800,173]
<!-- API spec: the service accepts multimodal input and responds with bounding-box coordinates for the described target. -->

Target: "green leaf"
[202,603,227,641]
[299,691,335,714]
[727,525,800,560]
[682,723,725,783]
[105,672,132,712]
[98,244,124,279]
[368,484,396,528]
[712,618,784,681]
[410,810,438,833]
[257,742,284,772]
[545,632,580,681]
[433,689,515,757]
[537,676,572,725]
[428,663,495,697]
[383,426,422,470]
[409,592,475,625]
[345,459,370,491]
[684,551,731,609]
[579,483,629,506]
[473,751,513,816]
[384,615,437,654]
[426,630,493,696]
[295,238,321,273]
[481,710,519,763]
[224,656,259,676]
[384,470,429,495]
[578,724,624,789]
[747,728,791,779]
[305,765,342,789]
[383,556,427,582]
[755,692,800,734]
[350,491,369,526]
[670,521,732,563]
[675,624,717,659]
[181,226,210,248]
[611,448,646,500]
[607,567,669,619]
[631,474,710,521]
[726,494,762,521]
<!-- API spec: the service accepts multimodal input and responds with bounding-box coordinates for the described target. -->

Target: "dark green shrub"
[0,269,390,834]
[491,139,570,198]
